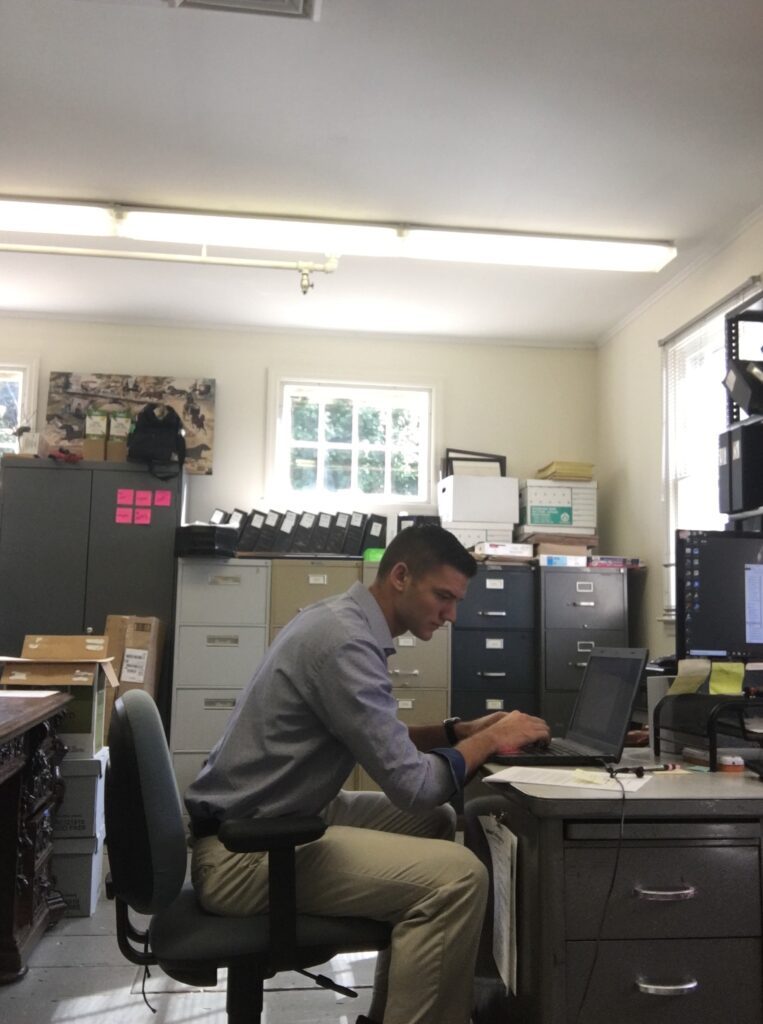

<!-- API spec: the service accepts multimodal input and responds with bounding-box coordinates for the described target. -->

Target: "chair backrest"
[106,689,188,915]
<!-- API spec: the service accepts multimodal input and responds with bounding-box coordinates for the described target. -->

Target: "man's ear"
[388,561,410,593]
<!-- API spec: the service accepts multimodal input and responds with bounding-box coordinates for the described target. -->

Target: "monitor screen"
[676,529,763,660]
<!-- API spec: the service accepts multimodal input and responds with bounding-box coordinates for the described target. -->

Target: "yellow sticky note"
[709,661,745,695]
[668,658,710,695]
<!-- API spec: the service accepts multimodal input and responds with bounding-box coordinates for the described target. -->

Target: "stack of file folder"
[536,461,594,481]
[200,506,387,557]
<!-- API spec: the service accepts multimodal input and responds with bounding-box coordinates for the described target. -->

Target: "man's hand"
[454,711,551,776]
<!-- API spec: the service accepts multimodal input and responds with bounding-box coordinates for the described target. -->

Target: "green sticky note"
[709,661,745,695]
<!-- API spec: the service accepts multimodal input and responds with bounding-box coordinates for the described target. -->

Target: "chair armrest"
[218,815,326,853]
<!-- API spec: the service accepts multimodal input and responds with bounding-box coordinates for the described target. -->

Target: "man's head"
[371,525,477,639]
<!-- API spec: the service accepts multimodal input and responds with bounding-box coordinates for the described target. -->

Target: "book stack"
[536,461,594,481]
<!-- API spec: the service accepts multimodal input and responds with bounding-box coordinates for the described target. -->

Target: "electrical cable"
[573,760,628,1023]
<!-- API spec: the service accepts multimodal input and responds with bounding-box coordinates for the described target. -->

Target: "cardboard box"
[83,410,108,461]
[536,554,588,567]
[519,479,597,529]
[1,637,118,756]
[104,616,165,737]
[534,541,590,557]
[106,438,128,462]
[53,746,108,838]
[52,829,105,917]
[437,476,519,524]
[473,541,533,558]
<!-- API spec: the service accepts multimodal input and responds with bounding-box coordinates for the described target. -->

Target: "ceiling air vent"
[170,0,320,16]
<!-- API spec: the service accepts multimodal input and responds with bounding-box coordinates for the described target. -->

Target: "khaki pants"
[191,790,488,1024]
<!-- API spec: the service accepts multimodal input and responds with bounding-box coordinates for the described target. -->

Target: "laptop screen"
[566,648,647,756]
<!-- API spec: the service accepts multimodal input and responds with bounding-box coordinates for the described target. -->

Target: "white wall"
[0,318,597,524]
[597,208,763,656]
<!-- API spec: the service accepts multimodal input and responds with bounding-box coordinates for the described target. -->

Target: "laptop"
[492,647,649,767]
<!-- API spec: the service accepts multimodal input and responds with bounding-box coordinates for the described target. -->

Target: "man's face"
[394,564,471,640]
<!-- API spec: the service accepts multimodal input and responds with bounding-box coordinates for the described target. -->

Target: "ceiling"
[1,0,762,346]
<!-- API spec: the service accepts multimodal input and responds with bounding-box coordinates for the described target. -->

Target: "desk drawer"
[175,625,266,688]
[565,937,762,1024]
[172,688,241,750]
[565,844,761,938]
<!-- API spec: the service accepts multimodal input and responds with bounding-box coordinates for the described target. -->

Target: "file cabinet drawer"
[391,688,448,725]
[388,628,449,689]
[456,566,534,630]
[564,843,761,939]
[172,688,241,750]
[542,568,626,630]
[542,629,627,691]
[175,625,266,688]
[565,937,762,1024]
[177,560,269,625]
[270,559,361,627]
[452,629,535,691]
[451,688,538,719]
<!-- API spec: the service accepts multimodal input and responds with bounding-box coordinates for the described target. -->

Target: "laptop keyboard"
[526,739,588,757]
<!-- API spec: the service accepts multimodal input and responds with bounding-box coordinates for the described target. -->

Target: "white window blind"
[661,277,762,616]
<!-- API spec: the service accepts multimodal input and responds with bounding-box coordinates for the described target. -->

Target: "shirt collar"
[348,581,396,656]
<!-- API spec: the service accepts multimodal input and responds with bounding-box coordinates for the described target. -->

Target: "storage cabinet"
[538,567,628,734]
[170,558,270,802]
[0,692,69,983]
[0,460,181,719]
[269,558,362,641]
[451,564,537,719]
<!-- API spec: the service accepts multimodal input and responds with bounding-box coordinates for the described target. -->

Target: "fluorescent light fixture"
[0,198,677,272]
[0,200,113,237]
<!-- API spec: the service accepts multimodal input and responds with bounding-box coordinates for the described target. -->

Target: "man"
[186,525,550,1024]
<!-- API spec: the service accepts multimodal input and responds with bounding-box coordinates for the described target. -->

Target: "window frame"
[266,370,437,512]
[0,355,39,454]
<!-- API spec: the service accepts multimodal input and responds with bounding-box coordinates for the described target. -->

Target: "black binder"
[311,512,333,553]
[325,512,350,553]
[253,509,283,552]
[343,511,368,555]
[237,509,267,552]
[272,510,299,551]
[291,511,317,553]
[361,513,387,552]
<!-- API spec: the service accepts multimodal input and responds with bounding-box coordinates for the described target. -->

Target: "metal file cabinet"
[451,563,537,719]
[539,566,628,734]
[269,558,362,642]
[170,557,270,802]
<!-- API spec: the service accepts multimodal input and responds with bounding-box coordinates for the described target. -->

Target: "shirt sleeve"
[430,746,467,793]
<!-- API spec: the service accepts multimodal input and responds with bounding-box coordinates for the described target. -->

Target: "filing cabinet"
[539,566,628,734]
[170,558,270,803]
[269,558,362,641]
[451,563,537,720]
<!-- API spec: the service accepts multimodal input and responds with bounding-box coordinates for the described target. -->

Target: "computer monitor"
[676,529,763,660]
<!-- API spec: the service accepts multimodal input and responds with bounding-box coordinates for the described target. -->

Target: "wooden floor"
[0,883,376,1024]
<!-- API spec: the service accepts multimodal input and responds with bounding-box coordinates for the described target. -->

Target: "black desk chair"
[105,688,391,1024]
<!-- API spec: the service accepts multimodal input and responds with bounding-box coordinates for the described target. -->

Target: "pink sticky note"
[116,489,134,505]
[154,490,172,507]
[135,490,153,507]
[134,508,152,525]
[115,507,134,524]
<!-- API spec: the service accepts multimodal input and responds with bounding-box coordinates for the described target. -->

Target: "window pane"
[392,407,419,447]
[391,451,419,496]
[0,373,22,454]
[325,448,352,490]
[325,398,353,443]
[290,447,317,489]
[358,406,385,444]
[291,396,318,441]
[359,450,385,494]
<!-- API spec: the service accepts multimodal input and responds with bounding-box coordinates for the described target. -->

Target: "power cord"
[573,760,628,1023]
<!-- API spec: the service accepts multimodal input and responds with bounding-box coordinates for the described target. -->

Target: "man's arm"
[409,710,550,775]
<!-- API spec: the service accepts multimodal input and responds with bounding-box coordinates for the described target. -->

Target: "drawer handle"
[479,610,507,617]
[576,641,594,652]
[634,884,697,901]
[572,600,596,607]
[397,699,415,710]
[389,669,420,677]
[208,575,242,586]
[568,661,588,669]
[636,978,699,996]
[308,574,328,585]
[479,671,507,678]
[206,635,240,648]
[203,698,237,710]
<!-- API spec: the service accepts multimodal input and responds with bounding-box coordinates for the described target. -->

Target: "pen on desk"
[642,764,680,773]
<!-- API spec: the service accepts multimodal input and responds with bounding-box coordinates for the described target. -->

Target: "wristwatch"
[443,716,461,746]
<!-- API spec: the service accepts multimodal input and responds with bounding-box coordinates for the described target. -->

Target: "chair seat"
[150,883,391,971]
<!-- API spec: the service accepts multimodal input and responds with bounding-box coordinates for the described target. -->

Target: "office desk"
[482,759,763,1023]
[0,692,70,983]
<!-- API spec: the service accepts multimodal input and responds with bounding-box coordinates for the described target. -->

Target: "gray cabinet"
[451,564,537,719]
[170,557,270,802]
[0,460,181,716]
[539,567,628,733]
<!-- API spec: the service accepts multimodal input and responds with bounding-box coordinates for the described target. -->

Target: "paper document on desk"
[486,766,648,791]
[478,815,517,994]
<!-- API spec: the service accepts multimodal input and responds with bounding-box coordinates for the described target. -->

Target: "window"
[275,380,431,506]
[0,360,37,455]
[661,279,761,614]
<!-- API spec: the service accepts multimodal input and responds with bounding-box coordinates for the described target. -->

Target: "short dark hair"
[376,524,477,581]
